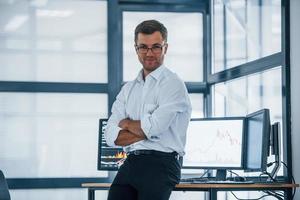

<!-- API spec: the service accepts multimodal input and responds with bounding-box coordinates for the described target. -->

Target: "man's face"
[135,31,168,75]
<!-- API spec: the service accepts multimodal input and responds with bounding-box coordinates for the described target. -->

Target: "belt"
[127,150,180,159]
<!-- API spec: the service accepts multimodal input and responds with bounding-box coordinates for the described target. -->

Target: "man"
[105,19,192,200]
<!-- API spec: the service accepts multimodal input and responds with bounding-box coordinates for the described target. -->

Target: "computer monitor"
[244,109,270,172]
[270,122,280,157]
[97,119,127,170]
[182,117,245,179]
[268,122,281,181]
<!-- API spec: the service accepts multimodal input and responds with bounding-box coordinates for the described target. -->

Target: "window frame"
[208,0,291,192]
[1,0,111,188]
[0,0,291,194]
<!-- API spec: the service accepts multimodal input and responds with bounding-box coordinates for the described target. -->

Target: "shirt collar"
[135,65,165,83]
[136,70,144,83]
[149,65,165,80]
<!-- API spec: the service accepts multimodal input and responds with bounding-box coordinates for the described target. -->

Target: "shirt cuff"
[106,126,122,147]
[141,115,161,141]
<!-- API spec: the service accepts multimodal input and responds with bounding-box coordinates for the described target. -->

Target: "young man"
[105,19,192,200]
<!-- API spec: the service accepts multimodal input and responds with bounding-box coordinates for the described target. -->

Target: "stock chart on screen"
[98,119,127,170]
[183,118,244,169]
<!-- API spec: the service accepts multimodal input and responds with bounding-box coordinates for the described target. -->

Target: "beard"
[140,56,164,73]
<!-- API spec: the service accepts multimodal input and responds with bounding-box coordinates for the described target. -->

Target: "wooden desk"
[82,182,299,200]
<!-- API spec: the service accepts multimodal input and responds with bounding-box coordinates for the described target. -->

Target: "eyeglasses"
[135,44,166,54]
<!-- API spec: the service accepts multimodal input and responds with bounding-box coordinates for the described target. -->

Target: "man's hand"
[114,118,147,146]
[115,130,144,146]
[118,119,146,138]
[118,119,130,130]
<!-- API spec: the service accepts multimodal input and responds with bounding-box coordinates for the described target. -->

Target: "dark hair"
[134,20,168,43]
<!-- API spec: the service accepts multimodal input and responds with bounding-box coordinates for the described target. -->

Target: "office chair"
[0,170,10,200]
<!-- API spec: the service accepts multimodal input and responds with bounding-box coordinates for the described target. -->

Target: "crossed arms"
[105,77,191,147]
[115,119,146,146]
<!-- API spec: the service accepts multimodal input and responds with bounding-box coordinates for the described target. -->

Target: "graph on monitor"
[183,117,245,169]
[98,119,127,170]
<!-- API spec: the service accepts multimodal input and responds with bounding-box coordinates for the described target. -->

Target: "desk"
[82,182,299,200]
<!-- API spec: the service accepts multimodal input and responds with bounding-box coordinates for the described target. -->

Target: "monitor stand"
[216,169,227,181]
[268,154,281,181]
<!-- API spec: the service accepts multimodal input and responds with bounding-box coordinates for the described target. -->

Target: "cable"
[228,170,243,178]
[230,189,285,200]
[228,170,247,181]
[230,161,296,200]
[230,191,275,200]
[231,190,284,200]
[267,161,277,167]
[259,171,277,182]
[281,161,296,199]
[281,162,296,183]
[199,169,210,178]
[264,190,284,199]
[257,161,280,183]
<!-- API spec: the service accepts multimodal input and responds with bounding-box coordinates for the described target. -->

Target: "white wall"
[290,0,300,199]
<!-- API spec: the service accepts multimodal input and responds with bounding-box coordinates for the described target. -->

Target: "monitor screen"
[97,119,127,170]
[182,117,245,169]
[244,109,270,172]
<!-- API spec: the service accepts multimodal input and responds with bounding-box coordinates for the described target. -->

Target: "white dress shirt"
[104,65,192,156]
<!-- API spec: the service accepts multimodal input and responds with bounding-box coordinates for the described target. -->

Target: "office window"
[0,0,107,83]
[212,67,283,177]
[213,0,281,73]
[123,12,203,82]
[189,93,204,118]
[212,67,282,121]
[0,93,108,178]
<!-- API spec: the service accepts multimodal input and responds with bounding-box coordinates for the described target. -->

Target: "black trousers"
[107,151,181,200]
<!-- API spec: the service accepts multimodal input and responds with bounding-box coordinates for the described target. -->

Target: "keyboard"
[192,180,254,184]
[180,178,254,184]
[180,177,216,182]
